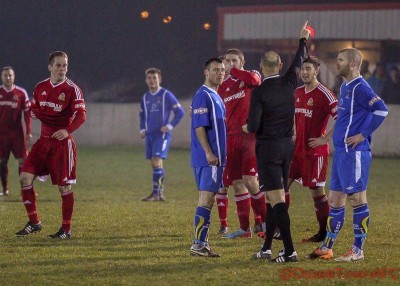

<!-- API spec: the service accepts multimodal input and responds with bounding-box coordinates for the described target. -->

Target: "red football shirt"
[31,78,86,137]
[294,83,338,157]
[0,85,30,136]
[218,68,261,135]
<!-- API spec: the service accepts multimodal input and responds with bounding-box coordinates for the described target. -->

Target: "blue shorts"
[329,150,372,194]
[193,166,224,193]
[145,133,171,159]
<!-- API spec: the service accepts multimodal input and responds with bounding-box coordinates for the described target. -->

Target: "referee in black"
[243,21,310,263]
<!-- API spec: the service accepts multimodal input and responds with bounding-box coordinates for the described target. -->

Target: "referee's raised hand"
[300,20,310,40]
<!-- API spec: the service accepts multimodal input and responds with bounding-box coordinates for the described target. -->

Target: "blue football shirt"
[139,87,184,134]
[333,76,388,152]
[191,85,226,167]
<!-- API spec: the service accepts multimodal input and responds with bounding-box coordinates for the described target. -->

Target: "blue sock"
[193,206,211,244]
[353,204,369,252]
[152,168,164,195]
[322,206,345,249]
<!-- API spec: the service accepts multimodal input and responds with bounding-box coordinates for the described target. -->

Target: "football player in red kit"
[16,51,86,239]
[0,67,32,196]
[288,55,337,242]
[216,48,266,238]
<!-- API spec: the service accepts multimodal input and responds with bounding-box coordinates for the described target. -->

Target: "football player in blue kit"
[308,48,388,262]
[189,58,226,257]
[139,68,184,201]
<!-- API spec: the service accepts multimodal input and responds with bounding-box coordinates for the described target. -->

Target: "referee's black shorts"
[256,137,294,192]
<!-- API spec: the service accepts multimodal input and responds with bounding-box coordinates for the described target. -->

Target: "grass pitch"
[0,146,399,285]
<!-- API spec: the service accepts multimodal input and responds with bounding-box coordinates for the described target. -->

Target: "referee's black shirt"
[247,39,308,140]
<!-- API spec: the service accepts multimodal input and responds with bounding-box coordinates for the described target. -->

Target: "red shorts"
[222,167,232,187]
[22,136,77,186]
[0,135,27,160]
[223,133,257,186]
[289,155,328,188]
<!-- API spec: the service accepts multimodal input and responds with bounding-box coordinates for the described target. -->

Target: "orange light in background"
[163,16,172,24]
[140,11,149,19]
[203,23,211,30]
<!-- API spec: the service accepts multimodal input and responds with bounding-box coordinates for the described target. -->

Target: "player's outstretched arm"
[285,21,310,88]
[300,20,310,40]
[230,68,261,87]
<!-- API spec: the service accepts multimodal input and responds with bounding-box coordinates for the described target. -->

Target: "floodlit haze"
[0,0,380,102]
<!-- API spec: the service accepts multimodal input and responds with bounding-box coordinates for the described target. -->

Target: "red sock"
[250,192,266,224]
[285,191,291,210]
[313,194,330,233]
[216,193,228,227]
[21,185,39,223]
[61,191,74,232]
[235,193,250,231]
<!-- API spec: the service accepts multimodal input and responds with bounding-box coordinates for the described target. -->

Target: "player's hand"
[346,134,365,149]
[160,126,169,133]
[308,136,328,148]
[225,62,233,75]
[26,133,33,143]
[30,110,37,120]
[206,151,219,166]
[52,129,69,140]
[300,20,310,40]
[140,130,146,139]
[242,124,249,134]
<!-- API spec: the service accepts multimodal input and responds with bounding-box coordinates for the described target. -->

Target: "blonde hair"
[339,48,362,69]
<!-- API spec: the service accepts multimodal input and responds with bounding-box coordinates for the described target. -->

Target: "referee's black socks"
[262,203,275,252]
[273,202,295,256]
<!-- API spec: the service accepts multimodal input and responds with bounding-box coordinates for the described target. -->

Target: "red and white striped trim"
[250,192,264,200]
[68,139,74,178]
[216,193,228,199]
[21,185,33,191]
[318,84,337,104]
[66,79,83,100]
[61,189,73,196]
[235,193,251,201]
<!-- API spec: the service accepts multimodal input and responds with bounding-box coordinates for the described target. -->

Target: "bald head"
[260,51,282,76]
[261,51,281,69]
[339,48,362,69]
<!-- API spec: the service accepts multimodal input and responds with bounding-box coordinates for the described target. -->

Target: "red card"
[306,25,315,38]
